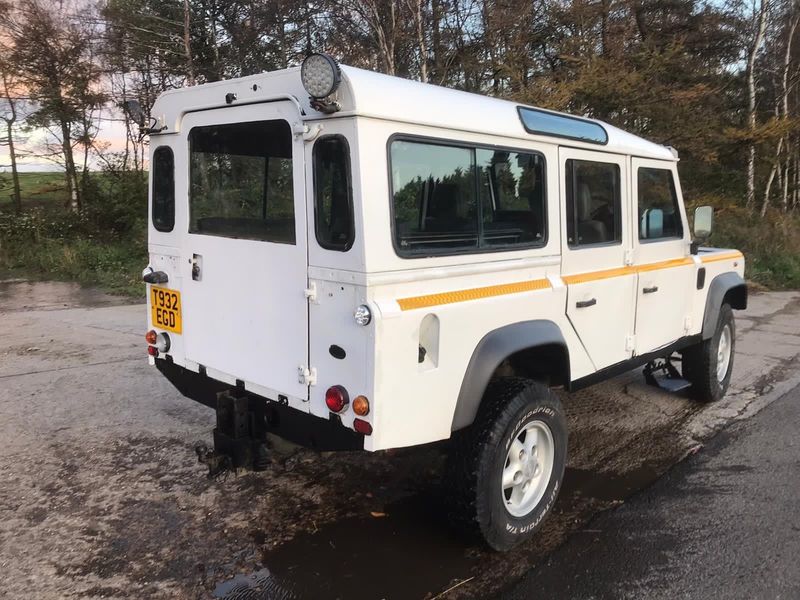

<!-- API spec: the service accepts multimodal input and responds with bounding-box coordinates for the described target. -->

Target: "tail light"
[155,332,171,353]
[353,418,372,435]
[145,330,157,344]
[147,345,159,357]
[325,385,349,413]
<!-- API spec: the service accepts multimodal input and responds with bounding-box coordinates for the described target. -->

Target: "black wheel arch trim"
[702,272,747,339]
[451,320,569,431]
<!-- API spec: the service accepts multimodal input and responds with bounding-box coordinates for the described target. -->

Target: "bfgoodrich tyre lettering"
[445,378,567,551]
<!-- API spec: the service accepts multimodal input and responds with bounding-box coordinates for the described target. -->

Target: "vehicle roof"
[150,64,676,162]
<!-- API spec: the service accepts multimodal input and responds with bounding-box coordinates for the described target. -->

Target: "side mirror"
[691,205,713,254]
[123,99,147,128]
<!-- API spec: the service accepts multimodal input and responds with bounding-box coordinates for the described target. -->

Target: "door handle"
[576,298,597,308]
[643,286,659,294]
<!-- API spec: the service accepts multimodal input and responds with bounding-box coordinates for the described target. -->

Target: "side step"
[643,358,692,393]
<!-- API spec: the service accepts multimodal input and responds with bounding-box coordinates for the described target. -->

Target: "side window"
[313,136,354,251]
[188,120,295,244]
[565,159,621,247]
[637,167,683,241]
[152,147,174,232]
[477,149,546,247]
[390,138,546,256]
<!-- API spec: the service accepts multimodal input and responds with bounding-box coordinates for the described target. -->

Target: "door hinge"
[625,335,636,352]
[304,282,317,303]
[298,366,317,386]
[624,249,634,266]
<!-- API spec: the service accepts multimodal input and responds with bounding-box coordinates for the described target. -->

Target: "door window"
[188,120,295,244]
[152,147,174,232]
[637,167,683,241]
[565,159,621,247]
[313,135,354,251]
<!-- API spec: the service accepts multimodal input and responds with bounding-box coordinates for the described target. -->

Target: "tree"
[10,0,106,210]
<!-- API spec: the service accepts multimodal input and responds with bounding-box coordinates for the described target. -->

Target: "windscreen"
[188,120,295,244]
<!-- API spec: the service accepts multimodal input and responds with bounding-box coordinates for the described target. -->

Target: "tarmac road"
[503,380,800,600]
[1,279,800,599]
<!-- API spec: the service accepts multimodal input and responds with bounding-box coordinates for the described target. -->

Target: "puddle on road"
[0,279,133,312]
[214,463,666,600]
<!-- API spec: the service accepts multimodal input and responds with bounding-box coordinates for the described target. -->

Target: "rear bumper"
[155,358,365,451]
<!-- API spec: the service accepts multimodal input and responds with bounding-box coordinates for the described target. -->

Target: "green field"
[0,171,69,207]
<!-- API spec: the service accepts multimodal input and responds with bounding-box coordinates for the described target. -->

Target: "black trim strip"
[568,334,701,392]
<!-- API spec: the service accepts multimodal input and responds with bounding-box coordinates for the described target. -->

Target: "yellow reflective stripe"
[700,251,744,264]
[397,278,552,311]
[395,253,742,310]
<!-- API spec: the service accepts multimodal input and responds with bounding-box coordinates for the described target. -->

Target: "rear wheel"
[445,378,567,551]
[682,303,735,402]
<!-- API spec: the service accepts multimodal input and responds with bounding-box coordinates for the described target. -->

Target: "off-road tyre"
[682,303,735,402]
[444,377,567,551]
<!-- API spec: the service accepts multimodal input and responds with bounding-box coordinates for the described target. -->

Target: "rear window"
[565,159,622,247]
[152,146,174,232]
[313,136,354,251]
[390,138,546,257]
[188,120,295,244]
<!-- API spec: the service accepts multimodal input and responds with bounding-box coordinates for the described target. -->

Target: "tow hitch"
[195,390,270,479]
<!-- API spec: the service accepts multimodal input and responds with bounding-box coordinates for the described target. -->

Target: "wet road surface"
[503,381,800,600]
[1,279,800,599]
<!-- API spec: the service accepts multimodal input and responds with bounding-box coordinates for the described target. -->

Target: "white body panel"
[145,63,745,453]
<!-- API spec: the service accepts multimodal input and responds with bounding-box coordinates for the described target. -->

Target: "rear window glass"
[189,120,295,244]
[390,139,546,256]
[637,167,683,241]
[152,146,174,232]
[313,136,354,251]
[518,107,608,144]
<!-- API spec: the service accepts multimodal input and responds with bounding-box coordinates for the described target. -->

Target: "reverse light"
[353,418,372,436]
[145,330,157,345]
[147,345,159,358]
[353,395,370,416]
[301,53,341,99]
[354,304,372,326]
[325,385,349,413]
[155,332,171,353]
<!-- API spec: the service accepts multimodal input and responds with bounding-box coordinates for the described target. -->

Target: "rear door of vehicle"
[180,102,310,409]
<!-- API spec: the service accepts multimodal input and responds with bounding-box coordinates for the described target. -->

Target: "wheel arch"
[702,272,747,339]
[451,320,570,432]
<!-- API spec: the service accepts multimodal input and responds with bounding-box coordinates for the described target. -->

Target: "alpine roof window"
[518,107,608,145]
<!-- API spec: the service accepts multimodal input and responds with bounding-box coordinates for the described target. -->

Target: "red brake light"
[353,418,372,435]
[145,330,157,344]
[147,345,159,357]
[325,385,349,413]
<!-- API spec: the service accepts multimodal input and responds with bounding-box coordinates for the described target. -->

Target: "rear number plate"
[150,286,182,334]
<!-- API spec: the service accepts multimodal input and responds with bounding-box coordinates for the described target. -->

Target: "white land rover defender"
[142,54,746,551]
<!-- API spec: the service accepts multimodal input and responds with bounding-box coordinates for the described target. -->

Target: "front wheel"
[445,378,567,551]
[682,303,735,402]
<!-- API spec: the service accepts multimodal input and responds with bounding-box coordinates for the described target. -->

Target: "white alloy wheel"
[501,420,555,518]
[716,323,732,382]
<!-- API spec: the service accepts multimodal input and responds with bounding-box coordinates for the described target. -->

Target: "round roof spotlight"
[301,53,341,99]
